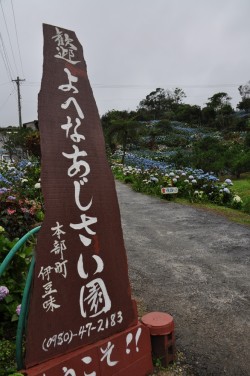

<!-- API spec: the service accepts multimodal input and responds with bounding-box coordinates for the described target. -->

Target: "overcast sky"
[0,0,249,127]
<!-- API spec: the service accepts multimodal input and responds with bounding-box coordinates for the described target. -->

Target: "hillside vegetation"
[101,86,250,219]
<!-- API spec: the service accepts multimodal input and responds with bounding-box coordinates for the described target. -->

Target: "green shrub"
[0,339,17,375]
[123,176,134,184]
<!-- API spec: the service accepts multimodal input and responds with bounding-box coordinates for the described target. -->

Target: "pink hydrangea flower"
[16,304,21,315]
[0,286,9,300]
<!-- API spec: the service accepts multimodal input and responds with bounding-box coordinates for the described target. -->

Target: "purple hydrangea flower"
[0,286,9,301]
[0,187,8,194]
[16,304,21,315]
[7,195,16,201]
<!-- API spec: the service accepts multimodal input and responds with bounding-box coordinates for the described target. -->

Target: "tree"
[238,81,250,98]
[138,87,186,119]
[1,127,32,161]
[175,104,201,124]
[101,110,138,154]
[237,81,250,112]
[206,92,231,110]
[201,106,216,126]
[104,120,143,164]
[204,92,234,129]
[225,144,250,178]
[245,131,250,148]
[237,97,250,112]
[139,119,173,150]
[24,130,41,158]
[170,88,187,109]
[138,88,168,119]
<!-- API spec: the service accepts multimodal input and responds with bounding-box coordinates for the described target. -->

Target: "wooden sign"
[22,323,153,376]
[161,187,178,194]
[24,24,138,368]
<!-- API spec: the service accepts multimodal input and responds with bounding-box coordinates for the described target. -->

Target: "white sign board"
[161,187,178,194]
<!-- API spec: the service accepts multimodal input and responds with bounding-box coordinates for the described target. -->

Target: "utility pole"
[12,76,25,127]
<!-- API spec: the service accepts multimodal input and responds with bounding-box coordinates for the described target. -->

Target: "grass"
[169,173,250,227]
[231,172,250,200]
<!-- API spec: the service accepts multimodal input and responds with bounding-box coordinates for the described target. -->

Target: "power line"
[0,0,18,76]
[21,81,241,89]
[0,81,11,86]
[22,82,40,87]
[0,88,15,110]
[0,32,15,86]
[92,83,240,89]
[11,0,24,77]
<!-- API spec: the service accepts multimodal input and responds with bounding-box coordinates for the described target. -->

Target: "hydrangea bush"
[112,153,243,209]
[0,158,42,341]
[0,159,44,240]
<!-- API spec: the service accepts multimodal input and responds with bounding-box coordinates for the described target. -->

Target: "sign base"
[141,312,176,368]
[21,322,153,376]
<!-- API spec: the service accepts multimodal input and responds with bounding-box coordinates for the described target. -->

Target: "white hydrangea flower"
[233,195,242,203]
[150,176,159,183]
[223,187,230,194]
[224,178,233,186]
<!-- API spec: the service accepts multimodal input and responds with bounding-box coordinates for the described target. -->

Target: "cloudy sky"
[0,0,249,127]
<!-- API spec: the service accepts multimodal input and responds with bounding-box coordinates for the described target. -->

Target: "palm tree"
[106,120,142,164]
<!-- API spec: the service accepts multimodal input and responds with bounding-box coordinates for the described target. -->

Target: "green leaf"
[11,314,18,322]
[4,295,14,303]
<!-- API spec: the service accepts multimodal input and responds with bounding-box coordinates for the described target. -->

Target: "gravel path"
[115,181,250,376]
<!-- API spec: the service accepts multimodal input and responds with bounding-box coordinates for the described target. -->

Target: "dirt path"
[115,181,250,376]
